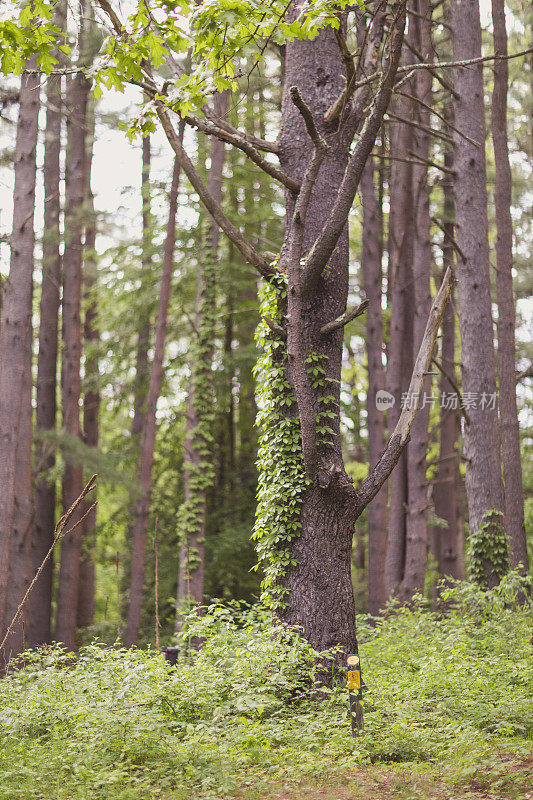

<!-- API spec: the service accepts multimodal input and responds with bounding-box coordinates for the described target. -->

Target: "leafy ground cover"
[0,574,531,800]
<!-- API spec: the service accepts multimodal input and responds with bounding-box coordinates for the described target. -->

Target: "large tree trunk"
[124,133,184,647]
[399,0,433,601]
[55,67,90,650]
[0,66,40,656]
[433,136,463,583]
[385,97,414,598]
[275,24,356,657]
[77,106,99,630]
[28,13,64,647]
[450,0,505,584]
[176,95,228,629]
[491,0,528,572]
[360,158,387,615]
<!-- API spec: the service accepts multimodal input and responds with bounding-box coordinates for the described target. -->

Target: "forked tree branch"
[302,0,407,295]
[354,266,454,511]
[325,5,387,127]
[183,113,299,192]
[131,78,289,187]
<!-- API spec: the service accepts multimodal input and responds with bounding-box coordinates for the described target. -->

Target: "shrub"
[0,575,531,799]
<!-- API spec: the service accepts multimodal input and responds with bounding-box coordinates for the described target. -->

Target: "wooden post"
[347,653,364,736]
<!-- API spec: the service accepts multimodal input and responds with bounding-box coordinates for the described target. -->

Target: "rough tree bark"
[29,2,65,648]
[360,158,387,615]
[0,65,40,656]
[124,128,184,647]
[385,93,414,598]
[491,0,528,572]
[399,0,433,601]
[175,94,228,629]
[450,0,505,583]
[77,106,99,630]
[432,136,463,583]
[55,65,90,649]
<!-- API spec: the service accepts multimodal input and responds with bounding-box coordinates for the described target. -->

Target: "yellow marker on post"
[347,654,363,736]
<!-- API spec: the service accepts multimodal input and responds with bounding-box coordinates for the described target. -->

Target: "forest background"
[0,0,531,796]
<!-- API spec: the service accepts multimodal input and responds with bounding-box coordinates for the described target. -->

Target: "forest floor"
[1,578,531,800]
[241,756,533,799]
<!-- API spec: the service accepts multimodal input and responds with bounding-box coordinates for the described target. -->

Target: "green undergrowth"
[0,573,531,800]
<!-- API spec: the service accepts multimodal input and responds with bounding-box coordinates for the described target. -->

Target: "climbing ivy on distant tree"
[468,508,509,589]
[176,229,217,568]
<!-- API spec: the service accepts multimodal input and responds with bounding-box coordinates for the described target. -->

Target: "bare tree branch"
[431,356,470,423]
[394,88,480,146]
[289,86,326,149]
[354,266,454,511]
[325,7,386,126]
[184,113,299,193]
[0,475,98,667]
[156,102,276,280]
[320,299,369,335]
[386,111,453,144]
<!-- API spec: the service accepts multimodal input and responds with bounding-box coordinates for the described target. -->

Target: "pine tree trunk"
[131,134,152,439]
[360,158,387,615]
[77,106,99,630]
[385,96,414,597]
[0,66,40,653]
[450,0,505,583]
[124,133,184,647]
[29,4,65,647]
[399,0,433,601]
[491,0,528,572]
[433,137,463,582]
[55,67,90,650]
[4,336,33,660]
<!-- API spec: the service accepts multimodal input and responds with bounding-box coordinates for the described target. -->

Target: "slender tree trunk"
[124,130,184,647]
[450,0,505,584]
[77,105,99,629]
[55,66,90,649]
[399,0,433,600]
[385,98,414,598]
[176,95,228,627]
[0,66,40,654]
[491,0,528,572]
[29,4,65,648]
[131,134,152,439]
[433,135,463,583]
[360,158,387,615]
